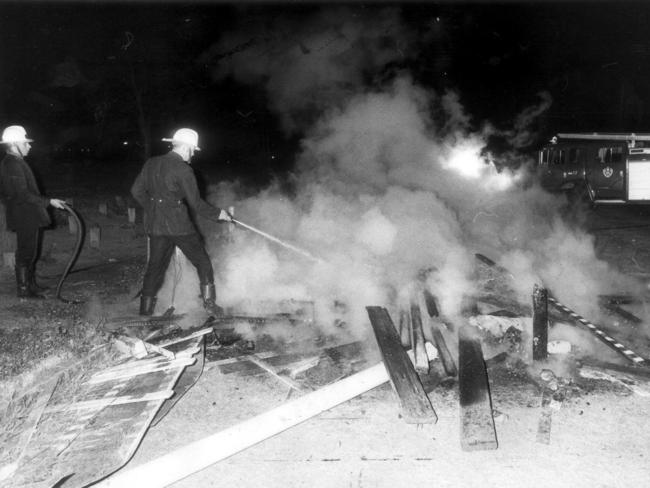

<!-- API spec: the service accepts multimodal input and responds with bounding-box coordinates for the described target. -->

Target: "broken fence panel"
[94,362,390,488]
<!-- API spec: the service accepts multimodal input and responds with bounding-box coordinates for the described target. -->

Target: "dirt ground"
[1,198,650,488]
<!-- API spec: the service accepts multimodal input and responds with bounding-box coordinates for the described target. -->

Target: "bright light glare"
[441,140,517,191]
[443,144,484,178]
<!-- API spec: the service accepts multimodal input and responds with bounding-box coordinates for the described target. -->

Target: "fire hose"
[231,218,325,264]
[56,202,85,304]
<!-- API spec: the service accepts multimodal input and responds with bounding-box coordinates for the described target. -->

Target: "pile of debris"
[1,253,649,487]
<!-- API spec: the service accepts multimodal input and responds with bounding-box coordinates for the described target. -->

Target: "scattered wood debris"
[0,332,205,488]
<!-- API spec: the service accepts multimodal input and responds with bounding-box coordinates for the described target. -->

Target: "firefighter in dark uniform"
[0,125,66,298]
[131,128,232,316]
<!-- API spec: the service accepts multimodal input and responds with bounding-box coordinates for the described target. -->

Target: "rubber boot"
[139,295,157,316]
[16,266,44,299]
[201,283,224,317]
[28,266,49,293]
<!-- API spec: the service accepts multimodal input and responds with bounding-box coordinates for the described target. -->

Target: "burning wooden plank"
[366,306,437,424]
[458,325,498,451]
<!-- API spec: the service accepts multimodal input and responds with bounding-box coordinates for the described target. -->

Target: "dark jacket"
[0,153,50,231]
[131,151,222,236]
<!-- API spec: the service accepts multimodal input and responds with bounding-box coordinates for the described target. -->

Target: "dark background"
[1,1,649,189]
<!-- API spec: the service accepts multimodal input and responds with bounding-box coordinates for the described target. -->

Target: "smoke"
[200,6,414,134]
[168,7,643,344]
[506,91,553,149]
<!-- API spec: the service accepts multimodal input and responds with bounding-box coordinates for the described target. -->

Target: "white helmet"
[162,128,201,151]
[1,125,33,144]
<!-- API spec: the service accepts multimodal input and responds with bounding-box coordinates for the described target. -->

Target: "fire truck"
[538,133,650,204]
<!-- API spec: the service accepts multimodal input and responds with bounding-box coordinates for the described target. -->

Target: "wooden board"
[366,306,437,424]
[2,338,201,488]
[536,389,553,445]
[458,325,497,451]
[429,322,457,377]
[0,375,60,482]
[410,301,430,374]
[152,340,206,426]
[532,285,548,361]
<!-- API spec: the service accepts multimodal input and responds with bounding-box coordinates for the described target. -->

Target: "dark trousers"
[142,233,214,297]
[15,222,40,268]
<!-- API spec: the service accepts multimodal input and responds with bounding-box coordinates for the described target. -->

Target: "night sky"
[2,1,650,186]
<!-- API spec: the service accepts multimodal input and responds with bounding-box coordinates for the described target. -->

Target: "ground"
[1,194,650,488]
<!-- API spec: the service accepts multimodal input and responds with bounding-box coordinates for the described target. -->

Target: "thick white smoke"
[166,7,642,340]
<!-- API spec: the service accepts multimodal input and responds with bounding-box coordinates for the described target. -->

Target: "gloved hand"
[218,209,233,222]
[49,198,66,209]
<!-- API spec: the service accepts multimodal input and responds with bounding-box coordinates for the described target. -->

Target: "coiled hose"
[56,202,85,304]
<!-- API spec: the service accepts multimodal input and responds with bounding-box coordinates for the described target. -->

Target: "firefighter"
[131,128,232,316]
[0,125,66,298]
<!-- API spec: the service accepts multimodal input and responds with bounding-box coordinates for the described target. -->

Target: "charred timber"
[366,306,437,424]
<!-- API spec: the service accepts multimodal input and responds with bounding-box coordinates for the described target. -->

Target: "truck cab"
[538,133,650,204]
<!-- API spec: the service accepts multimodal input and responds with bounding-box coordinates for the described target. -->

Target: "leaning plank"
[422,290,457,377]
[398,308,411,347]
[410,301,430,374]
[429,322,457,377]
[532,285,549,361]
[366,306,437,424]
[458,325,498,451]
[95,362,390,488]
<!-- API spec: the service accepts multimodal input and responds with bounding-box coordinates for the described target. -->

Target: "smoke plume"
[168,7,643,341]
[200,6,414,134]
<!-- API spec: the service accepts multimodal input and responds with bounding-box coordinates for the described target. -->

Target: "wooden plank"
[422,290,457,377]
[578,365,650,397]
[398,309,411,347]
[536,389,553,444]
[153,340,206,426]
[45,390,174,413]
[0,374,60,481]
[410,301,430,374]
[366,306,437,424]
[247,354,307,392]
[532,285,548,361]
[458,325,497,451]
[429,322,457,377]
[95,362,391,488]
[423,289,439,317]
[579,358,650,380]
[156,327,214,348]
[88,357,196,384]
[6,341,193,488]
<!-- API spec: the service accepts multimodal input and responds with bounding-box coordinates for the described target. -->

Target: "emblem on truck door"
[603,166,613,178]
